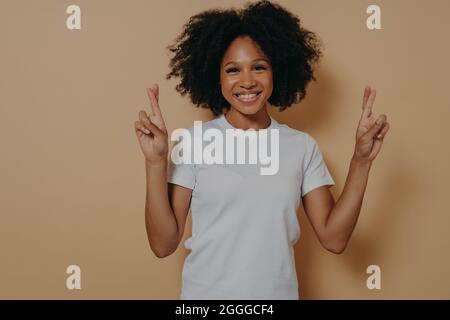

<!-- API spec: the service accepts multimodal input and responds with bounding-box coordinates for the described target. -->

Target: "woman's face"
[220,36,273,115]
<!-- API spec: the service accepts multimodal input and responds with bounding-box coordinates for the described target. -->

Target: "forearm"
[144,159,178,256]
[325,155,372,251]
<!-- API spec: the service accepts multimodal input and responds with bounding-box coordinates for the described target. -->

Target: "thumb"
[364,115,386,140]
[147,119,167,140]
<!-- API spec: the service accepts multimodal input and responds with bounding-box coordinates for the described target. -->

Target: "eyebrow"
[223,58,270,67]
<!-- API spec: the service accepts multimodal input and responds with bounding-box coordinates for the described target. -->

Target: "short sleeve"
[166,143,196,190]
[301,134,335,197]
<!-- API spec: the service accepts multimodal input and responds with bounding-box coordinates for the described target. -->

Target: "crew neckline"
[217,113,279,131]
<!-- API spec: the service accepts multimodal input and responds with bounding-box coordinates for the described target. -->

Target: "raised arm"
[302,86,390,254]
[134,84,192,258]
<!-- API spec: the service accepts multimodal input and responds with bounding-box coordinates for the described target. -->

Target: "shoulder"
[276,122,315,145]
[180,117,223,132]
[170,117,223,140]
[275,122,325,161]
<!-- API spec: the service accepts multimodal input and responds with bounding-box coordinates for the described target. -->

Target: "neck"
[225,107,271,131]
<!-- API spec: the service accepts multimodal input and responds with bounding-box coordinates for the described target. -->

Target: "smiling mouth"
[233,91,262,103]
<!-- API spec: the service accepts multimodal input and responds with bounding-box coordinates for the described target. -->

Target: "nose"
[239,70,256,88]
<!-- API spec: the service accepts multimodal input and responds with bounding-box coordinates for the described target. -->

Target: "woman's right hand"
[134,84,169,164]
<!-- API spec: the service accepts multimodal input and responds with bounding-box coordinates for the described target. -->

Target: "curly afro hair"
[166,0,323,116]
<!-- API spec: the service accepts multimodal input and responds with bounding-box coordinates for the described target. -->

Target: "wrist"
[351,154,372,169]
[145,157,167,168]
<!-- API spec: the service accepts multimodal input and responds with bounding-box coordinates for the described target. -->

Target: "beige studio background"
[1,0,449,299]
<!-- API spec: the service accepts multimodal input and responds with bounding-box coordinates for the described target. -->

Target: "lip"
[233,91,262,105]
[234,90,262,95]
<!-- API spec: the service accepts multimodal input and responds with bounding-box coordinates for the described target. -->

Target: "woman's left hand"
[354,85,390,162]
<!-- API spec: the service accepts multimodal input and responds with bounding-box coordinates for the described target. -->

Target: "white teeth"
[234,92,260,100]
[240,94,256,98]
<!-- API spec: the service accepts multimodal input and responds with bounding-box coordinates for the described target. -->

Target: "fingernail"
[376,117,383,125]
[144,128,150,134]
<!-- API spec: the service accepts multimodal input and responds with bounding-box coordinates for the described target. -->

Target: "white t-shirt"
[167,114,335,300]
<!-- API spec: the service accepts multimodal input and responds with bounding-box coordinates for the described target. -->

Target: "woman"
[134,0,390,300]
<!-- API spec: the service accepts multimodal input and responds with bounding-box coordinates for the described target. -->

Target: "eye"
[224,64,268,73]
[225,67,239,73]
